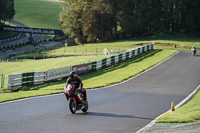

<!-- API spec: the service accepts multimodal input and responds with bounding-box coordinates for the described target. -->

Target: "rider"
[191,46,196,54]
[65,71,87,101]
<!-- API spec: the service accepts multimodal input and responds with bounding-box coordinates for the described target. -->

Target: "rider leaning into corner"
[64,71,87,102]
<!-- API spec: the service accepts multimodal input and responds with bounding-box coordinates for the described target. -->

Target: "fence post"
[1,73,5,88]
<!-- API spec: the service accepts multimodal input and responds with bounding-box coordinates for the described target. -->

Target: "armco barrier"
[7,44,154,90]
[8,71,45,90]
[8,67,71,90]
[71,44,154,74]
[45,66,71,81]
[0,33,22,43]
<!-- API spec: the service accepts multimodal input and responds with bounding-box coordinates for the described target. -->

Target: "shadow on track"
[194,54,200,57]
[76,112,154,120]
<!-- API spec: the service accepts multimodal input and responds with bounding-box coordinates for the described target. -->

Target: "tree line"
[60,0,200,44]
[0,0,15,25]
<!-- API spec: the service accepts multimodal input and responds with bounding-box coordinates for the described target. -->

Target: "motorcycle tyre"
[82,101,88,112]
[69,99,76,114]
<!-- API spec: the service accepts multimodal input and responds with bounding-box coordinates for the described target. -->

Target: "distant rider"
[191,46,196,55]
[65,71,87,101]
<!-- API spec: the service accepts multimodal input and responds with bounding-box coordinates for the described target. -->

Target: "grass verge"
[157,89,200,123]
[0,49,177,102]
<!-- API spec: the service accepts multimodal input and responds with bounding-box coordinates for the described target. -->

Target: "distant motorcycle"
[64,84,88,114]
[192,50,196,56]
[191,46,196,56]
[192,49,196,56]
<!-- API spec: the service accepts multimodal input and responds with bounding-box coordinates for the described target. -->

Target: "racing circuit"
[1,51,200,133]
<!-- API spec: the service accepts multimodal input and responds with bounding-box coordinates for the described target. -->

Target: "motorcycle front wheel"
[82,101,88,112]
[69,99,76,114]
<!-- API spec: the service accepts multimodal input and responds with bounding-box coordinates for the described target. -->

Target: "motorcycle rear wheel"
[69,99,76,114]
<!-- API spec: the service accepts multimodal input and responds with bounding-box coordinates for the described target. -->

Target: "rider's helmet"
[69,71,76,79]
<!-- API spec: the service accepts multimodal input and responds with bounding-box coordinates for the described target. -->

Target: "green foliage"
[59,0,85,44]
[0,31,19,40]
[60,0,118,43]
[119,0,200,35]
[81,0,118,42]
[60,0,200,42]
[0,0,15,25]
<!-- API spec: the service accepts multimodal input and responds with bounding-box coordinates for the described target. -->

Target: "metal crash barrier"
[8,44,154,90]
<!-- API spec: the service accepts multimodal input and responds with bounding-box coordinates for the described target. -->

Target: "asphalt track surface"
[1,51,200,133]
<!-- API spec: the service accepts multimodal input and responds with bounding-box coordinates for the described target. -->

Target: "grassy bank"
[0,49,177,102]
[14,0,62,29]
[15,42,139,59]
[135,34,200,50]
[157,90,200,123]
[14,34,200,59]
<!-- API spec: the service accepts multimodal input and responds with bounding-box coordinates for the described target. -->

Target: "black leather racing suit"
[65,76,87,101]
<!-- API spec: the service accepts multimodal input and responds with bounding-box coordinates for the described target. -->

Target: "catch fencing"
[7,44,154,90]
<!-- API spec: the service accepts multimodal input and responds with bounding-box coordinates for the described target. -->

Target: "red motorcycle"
[64,84,88,114]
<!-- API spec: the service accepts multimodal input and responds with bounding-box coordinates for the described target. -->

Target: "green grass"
[135,34,200,50]
[14,0,62,29]
[42,34,55,40]
[14,41,139,58]
[157,90,200,123]
[0,49,177,102]
[15,34,200,59]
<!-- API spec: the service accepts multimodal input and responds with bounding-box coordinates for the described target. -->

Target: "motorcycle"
[192,49,196,56]
[64,84,88,114]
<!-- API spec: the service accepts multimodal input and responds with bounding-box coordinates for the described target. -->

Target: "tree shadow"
[76,112,154,120]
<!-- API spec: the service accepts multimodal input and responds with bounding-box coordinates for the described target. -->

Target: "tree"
[60,0,200,43]
[60,0,118,43]
[0,0,15,25]
[81,0,118,42]
[60,0,83,44]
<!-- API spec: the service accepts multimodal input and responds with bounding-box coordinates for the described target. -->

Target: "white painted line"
[175,84,200,109]
[0,93,63,105]
[136,79,200,133]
